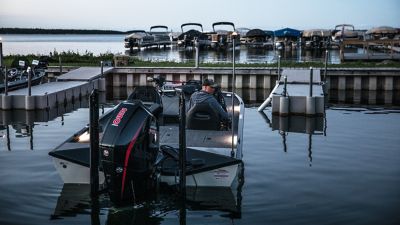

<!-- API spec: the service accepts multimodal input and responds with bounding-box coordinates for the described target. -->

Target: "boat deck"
[159,93,241,154]
[160,126,234,148]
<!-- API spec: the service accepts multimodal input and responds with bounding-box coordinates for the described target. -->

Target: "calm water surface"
[0,93,399,224]
[0,34,399,224]
[1,34,342,64]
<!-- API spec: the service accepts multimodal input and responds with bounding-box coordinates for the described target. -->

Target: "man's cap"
[202,79,218,88]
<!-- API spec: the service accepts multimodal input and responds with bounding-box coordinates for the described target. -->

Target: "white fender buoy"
[2,95,12,110]
[306,96,316,116]
[25,95,35,110]
[279,96,289,116]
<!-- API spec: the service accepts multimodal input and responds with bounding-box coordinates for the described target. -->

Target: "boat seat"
[186,103,220,130]
[128,86,161,104]
[128,86,163,116]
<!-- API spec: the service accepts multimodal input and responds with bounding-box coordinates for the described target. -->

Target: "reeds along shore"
[2,52,400,68]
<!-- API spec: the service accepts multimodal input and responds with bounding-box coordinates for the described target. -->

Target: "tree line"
[0,28,131,34]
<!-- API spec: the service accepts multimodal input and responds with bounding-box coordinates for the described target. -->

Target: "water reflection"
[129,45,341,64]
[0,93,106,150]
[259,111,326,166]
[328,90,400,106]
[51,179,243,225]
[109,86,400,107]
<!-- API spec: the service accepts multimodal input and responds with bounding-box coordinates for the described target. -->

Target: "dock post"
[277,55,281,81]
[100,61,104,76]
[0,37,3,71]
[27,67,32,96]
[283,76,287,97]
[3,65,8,95]
[99,61,106,92]
[231,33,237,157]
[309,67,313,97]
[0,37,3,68]
[324,50,328,82]
[195,39,199,68]
[2,66,12,110]
[58,56,62,76]
[178,91,186,194]
[25,67,35,110]
[306,67,316,116]
[89,89,99,197]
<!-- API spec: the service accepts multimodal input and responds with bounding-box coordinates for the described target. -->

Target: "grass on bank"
[3,51,400,68]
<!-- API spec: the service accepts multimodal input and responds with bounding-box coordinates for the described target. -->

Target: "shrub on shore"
[3,52,400,68]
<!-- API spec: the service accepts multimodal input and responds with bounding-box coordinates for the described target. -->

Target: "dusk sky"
[0,0,399,31]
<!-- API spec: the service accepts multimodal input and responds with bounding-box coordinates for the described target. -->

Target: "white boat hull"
[53,158,105,184]
[160,163,240,187]
[53,157,240,188]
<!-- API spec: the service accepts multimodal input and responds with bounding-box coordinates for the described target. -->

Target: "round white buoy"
[2,95,12,110]
[25,96,36,110]
[99,78,106,92]
[279,96,289,116]
[306,96,316,116]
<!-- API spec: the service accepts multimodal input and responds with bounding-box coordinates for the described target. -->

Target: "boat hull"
[160,163,240,187]
[52,157,240,187]
[52,157,105,184]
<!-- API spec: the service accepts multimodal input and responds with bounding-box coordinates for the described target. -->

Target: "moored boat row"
[124,23,400,51]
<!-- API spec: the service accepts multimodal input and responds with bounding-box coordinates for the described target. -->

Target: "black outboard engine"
[100,100,160,205]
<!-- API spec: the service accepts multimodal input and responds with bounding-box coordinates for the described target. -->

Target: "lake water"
[0,89,399,225]
[0,34,399,224]
[1,34,342,64]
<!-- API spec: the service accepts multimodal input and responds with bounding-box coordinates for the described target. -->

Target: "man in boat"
[188,79,230,128]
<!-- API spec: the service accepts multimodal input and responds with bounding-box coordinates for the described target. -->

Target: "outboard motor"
[100,100,160,205]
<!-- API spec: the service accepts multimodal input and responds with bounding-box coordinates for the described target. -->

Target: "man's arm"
[209,97,229,121]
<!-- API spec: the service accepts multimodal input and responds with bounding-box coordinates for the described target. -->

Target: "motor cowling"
[100,100,159,205]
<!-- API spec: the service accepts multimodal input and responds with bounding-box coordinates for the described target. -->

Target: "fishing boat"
[210,22,240,50]
[0,62,46,93]
[49,77,245,204]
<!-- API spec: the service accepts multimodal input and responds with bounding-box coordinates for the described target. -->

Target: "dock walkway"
[57,67,113,81]
[258,69,325,116]
[1,67,108,110]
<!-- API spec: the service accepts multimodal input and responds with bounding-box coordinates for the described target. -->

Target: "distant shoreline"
[0,28,132,35]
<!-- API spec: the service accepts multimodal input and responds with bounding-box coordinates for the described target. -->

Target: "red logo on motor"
[112,108,128,127]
